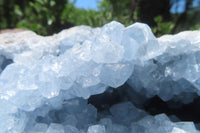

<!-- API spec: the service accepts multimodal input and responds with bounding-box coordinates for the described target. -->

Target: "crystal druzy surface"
[0,21,200,133]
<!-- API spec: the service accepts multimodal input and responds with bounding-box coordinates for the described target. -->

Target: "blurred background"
[0,0,200,36]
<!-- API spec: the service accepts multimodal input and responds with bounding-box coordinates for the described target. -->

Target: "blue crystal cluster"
[0,21,200,133]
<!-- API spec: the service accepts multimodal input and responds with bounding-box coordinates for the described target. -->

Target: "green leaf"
[14,5,23,17]
[154,16,162,23]
[50,0,56,7]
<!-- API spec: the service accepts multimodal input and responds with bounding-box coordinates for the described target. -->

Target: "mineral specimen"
[0,21,200,133]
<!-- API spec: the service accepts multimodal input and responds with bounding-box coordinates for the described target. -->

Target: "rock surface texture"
[0,21,200,133]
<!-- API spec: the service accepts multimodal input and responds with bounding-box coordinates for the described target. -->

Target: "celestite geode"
[0,21,200,133]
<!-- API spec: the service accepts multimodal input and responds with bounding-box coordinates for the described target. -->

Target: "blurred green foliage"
[152,16,175,37]
[0,0,200,36]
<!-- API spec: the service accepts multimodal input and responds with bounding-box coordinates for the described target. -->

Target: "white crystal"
[87,125,106,133]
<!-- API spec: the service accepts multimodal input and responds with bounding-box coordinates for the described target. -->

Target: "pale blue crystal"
[46,123,65,133]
